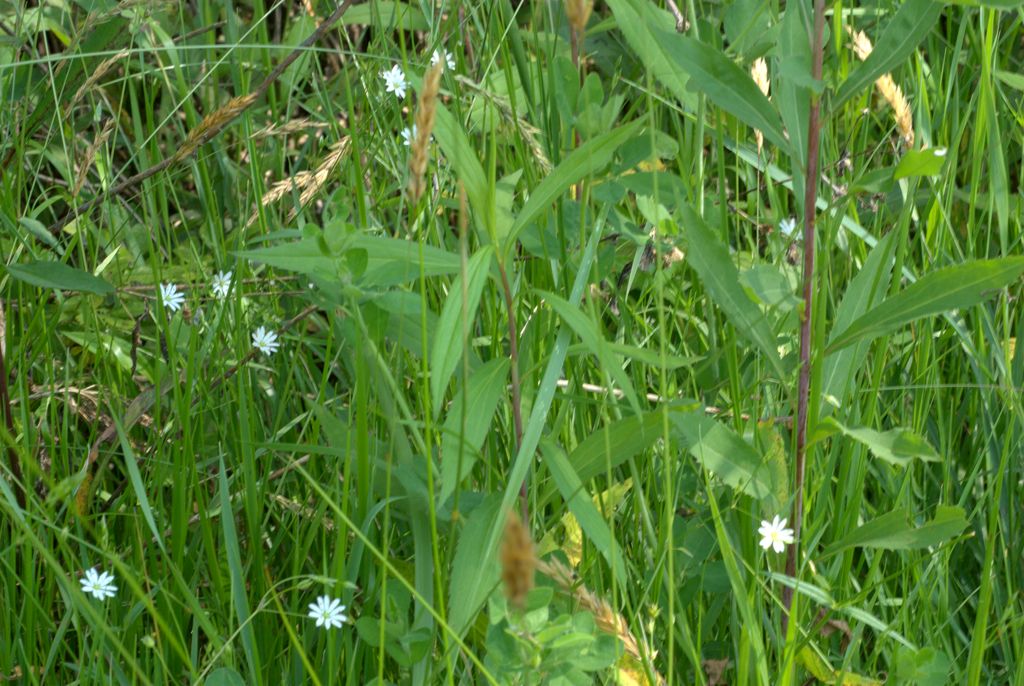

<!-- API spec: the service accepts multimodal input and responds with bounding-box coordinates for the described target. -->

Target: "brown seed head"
[846,26,914,146]
[565,0,594,34]
[750,57,770,154]
[500,510,535,610]
[407,61,443,203]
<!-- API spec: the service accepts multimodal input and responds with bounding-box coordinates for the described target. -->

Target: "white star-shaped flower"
[431,49,455,70]
[251,326,280,356]
[211,271,233,299]
[401,124,417,147]
[382,65,408,99]
[160,283,185,312]
[758,515,795,553]
[778,217,798,238]
[307,595,347,629]
[80,568,118,600]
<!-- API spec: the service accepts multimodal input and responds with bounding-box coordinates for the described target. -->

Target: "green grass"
[1,0,1022,684]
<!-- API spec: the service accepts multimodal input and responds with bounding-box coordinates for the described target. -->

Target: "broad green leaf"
[995,69,1024,92]
[798,647,837,682]
[505,120,642,250]
[822,232,897,413]
[824,506,968,555]
[814,417,940,466]
[833,0,943,109]
[63,331,136,373]
[798,648,885,684]
[541,441,627,579]
[18,217,61,251]
[893,646,952,686]
[740,264,801,310]
[755,423,790,515]
[235,237,334,279]
[340,2,427,30]
[604,342,699,370]
[234,235,461,286]
[353,235,461,286]
[448,495,502,635]
[6,261,114,295]
[664,32,787,149]
[680,203,787,378]
[570,407,694,484]
[604,0,696,109]
[439,358,510,503]
[430,246,495,414]
[672,413,773,499]
[205,668,246,686]
[433,103,491,238]
[849,167,897,194]
[826,258,1024,353]
[538,290,642,417]
[608,0,786,150]
[894,147,949,179]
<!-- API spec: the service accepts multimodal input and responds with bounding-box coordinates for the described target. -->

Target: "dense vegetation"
[1,0,1022,684]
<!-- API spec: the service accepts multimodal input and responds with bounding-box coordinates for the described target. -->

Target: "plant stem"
[497,261,526,519]
[783,0,827,630]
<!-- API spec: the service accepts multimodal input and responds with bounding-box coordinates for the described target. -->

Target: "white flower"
[160,283,185,312]
[251,326,280,356]
[211,271,233,299]
[778,217,798,238]
[934,147,947,157]
[382,65,408,99]
[80,568,117,600]
[401,124,417,147]
[758,515,795,553]
[307,595,347,629]
[431,49,455,70]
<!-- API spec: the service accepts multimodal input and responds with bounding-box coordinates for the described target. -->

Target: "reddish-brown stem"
[497,261,526,519]
[783,0,827,631]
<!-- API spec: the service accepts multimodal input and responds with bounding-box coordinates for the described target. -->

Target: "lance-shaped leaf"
[826,258,1024,353]
[505,120,642,250]
[430,246,494,414]
[824,506,969,556]
[680,203,788,378]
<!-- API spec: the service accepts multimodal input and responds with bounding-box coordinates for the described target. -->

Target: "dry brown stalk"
[535,556,664,685]
[73,119,116,197]
[500,510,535,610]
[247,138,350,227]
[846,26,914,146]
[751,57,770,154]
[407,61,444,203]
